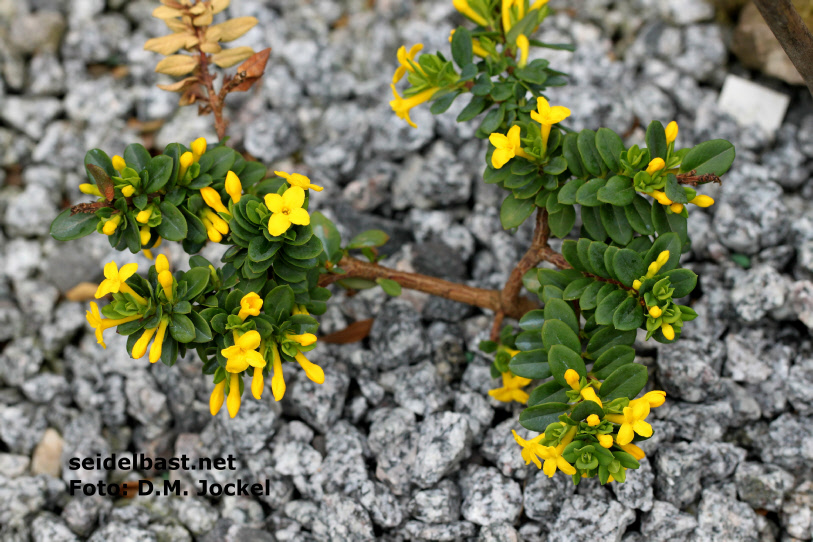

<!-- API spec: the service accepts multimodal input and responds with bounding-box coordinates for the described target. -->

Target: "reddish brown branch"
[319,256,539,320]
[192,26,228,140]
[753,0,813,97]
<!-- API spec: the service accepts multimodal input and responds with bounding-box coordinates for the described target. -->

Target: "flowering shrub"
[50,0,736,485]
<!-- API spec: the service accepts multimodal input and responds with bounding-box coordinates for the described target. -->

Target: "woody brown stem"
[753,0,813,97]
[192,26,227,140]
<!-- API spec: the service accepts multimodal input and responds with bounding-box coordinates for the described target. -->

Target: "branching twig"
[753,0,813,97]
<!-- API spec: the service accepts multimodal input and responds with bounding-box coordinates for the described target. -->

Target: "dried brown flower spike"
[145,0,270,139]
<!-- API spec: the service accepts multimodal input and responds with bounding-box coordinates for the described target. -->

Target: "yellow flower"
[269,342,286,401]
[140,226,151,246]
[136,208,152,224]
[452,0,488,26]
[156,254,170,273]
[531,0,549,9]
[85,302,142,349]
[580,386,603,409]
[112,155,126,172]
[287,333,317,346]
[200,186,230,215]
[512,429,546,469]
[489,371,532,404]
[648,305,662,318]
[632,280,642,290]
[661,323,675,340]
[158,270,174,302]
[639,390,666,407]
[227,372,242,418]
[516,34,529,68]
[121,185,136,197]
[618,442,645,460]
[390,84,438,129]
[537,426,577,477]
[222,330,266,373]
[449,30,489,57]
[251,366,264,400]
[132,326,157,359]
[225,171,242,203]
[149,318,169,363]
[201,216,222,242]
[265,186,310,237]
[502,0,515,32]
[201,208,229,240]
[292,304,310,316]
[670,203,684,214]
[530,96,571,149]
[392,43,423,84]
[102,214,123,236]
[191,137,207,161]
[587,414,601,427]
[294,351,325,384]
[80,183,102,197]
[210,379,225,416]
[597,434,613,448]
[690,194,714,208]
[645,250,670,278]
[489,125,530,169]
[275,170,323,192]
[665,121,679,145]
[650,190,672,206]
[237,292,263,321]
[565,368,581,389]
[178,151,194,182]
[646,157,666,176]
[606,399,653,445]
[95,261,147,304]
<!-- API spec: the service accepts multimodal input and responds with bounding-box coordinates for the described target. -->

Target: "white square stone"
[717,74,790,136]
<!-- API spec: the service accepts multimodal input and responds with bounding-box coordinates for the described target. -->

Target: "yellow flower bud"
[136,208,152,224]
[112,155,126,172]
[651,190,672,206]
[132,326,157,359]
[516,34,529,68]
[155,254,169,273]
[202,208,229,235]
[102,214,122,235]
[225,171,242,203]
[227,372,241,418]
[587,414,600,427]
[656,250,670,266]
[79,183,103,197]
[121,185,136,197]
[140,226,151,246]
[665,121,679,145]
[149,319,169,364]
[201,216,223,243]
[670,203,684,214]
[632,279,642,290]
[178,151,194,181]
[648,305,662,318]
[158,270,174,301]
[564,369,580,390]
[641,390,666,408]
[209,380,225,416]
[251,367,264,400]
[646,157,666,176]
[690,195,714,208]
[597,434,613,448]
[200,186,230,214]
[237,292,263,321]
[661,323,675,340]
[191,137,207,161]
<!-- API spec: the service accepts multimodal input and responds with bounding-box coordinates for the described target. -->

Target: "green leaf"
[479,104,505,134]
[376,278,402,296]
[180,208,207,244]
[264,285,295,325]
[123,213,141,254]
[169,314,196,343]
[613,297,644,331]
[562,277,594,301]
[181,267,210,301]
[519,402,570,432]
[199,146,236,179]
[664,174,688,204]
[284,235,323,260]
[563,133,586,178]
[156,201,188,241]
[84,149,116,182]
[597,176,634,206]
[542,319,581,353]
[519,309,545,331]
[581,206,607,241]
[238,161,267,187]
[124,143,151,172]
[577,129,604,177]
[528,381,569,406]
[516,330,545,351]
[591,345,636,379]
[579,280,603,310]
[348,229,389,249]
[586,327,636,359]
[612,249,645,287]
[548,206,576,238]
[571,400,604,421]
[538,268,582,289]
[188,310,213,343]
[600,204,633,245]
[451,26,473,67]
[500,193,535,229]
[588,242,610,278]
[50,209,98,241]
[544,298,579,335]
[561,240,585,271]
[595,128,625,173]
[679,139,736,176]
[430,92,459,114]
[625,194,655,236]
[598,363,648,401]
[311,211,341,262]
[603,246,620,281]
[457,95,488,122]
[543,156,568,175]
[645,120,667,161]
[509,350,551,379]
[595,289,628,325]
[644,233,681,273]
[144,155,173,193]
[651,203,688,245]
[662,268,698,298]
[548,344,587,387]
[575,178,607,207]
[558,178,585,205]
